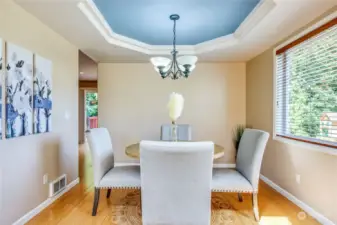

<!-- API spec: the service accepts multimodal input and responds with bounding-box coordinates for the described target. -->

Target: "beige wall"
[79,50,97,81]
[98,63,246,164]
[246,9,337,224]
[0,1,78,224]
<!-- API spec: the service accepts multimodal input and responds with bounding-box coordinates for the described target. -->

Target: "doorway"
[78,50,98,189]
[85,90,98,131]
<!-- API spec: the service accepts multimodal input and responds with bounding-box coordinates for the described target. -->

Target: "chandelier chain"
[151,14,197,80]
[173,19,176,52]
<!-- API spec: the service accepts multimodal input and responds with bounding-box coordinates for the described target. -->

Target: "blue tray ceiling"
[93,0,261,45]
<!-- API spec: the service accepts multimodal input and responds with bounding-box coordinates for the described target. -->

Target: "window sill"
[273,136,337,156]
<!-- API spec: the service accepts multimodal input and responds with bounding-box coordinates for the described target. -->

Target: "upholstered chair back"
[86,128,114,187]
[161,124,192,141]
[236,129,269,191]
[140,141,214,225]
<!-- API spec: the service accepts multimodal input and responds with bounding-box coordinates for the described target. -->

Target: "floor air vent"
[49,174,67,197]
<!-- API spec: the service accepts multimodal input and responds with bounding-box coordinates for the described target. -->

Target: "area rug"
[108,190,258,225]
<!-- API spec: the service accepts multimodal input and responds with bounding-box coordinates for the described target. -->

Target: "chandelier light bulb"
[177,55,198,66]
[150,57,171,67]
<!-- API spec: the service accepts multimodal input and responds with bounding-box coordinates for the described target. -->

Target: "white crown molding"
[194,34,238,54]
[234,0,276,39]
[78,0,276,55]
[261,175,335,225]
[115,162,140,167]
[12,178,80,225]
[78,1,150,54]
[147,45,195,56]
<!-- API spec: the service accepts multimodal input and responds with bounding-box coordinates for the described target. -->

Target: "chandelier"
[150,14,198,80]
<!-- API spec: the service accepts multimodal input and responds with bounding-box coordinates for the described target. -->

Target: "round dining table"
[125,142,225,160]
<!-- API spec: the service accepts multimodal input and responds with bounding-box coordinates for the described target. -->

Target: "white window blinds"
[275,18,337,147]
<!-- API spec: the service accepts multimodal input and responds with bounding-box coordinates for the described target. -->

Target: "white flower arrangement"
[167,92,184,123]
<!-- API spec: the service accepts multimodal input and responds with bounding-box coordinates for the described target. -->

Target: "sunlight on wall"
[260,216,292,225]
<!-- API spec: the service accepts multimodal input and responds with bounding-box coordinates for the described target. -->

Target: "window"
[86,91,98,130]
[275,17,337,148]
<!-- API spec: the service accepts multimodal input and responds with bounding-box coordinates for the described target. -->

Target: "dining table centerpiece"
[167,92,184,141]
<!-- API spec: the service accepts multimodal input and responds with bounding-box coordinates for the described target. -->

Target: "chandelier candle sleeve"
[150,14,198,80]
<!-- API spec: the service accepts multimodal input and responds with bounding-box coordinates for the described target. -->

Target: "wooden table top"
[125,142,225,160]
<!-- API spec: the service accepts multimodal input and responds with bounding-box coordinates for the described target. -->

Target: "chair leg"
[238,193,243,202]
[252,193,259,221]
[92,188,100,216]
[106,188,111,198]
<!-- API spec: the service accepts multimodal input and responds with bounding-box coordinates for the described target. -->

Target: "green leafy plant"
[86,92,98,117]
[232,125,247,158]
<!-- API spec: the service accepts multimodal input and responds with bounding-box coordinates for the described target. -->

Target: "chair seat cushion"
[212,168,254,193]
[99,165,141,189]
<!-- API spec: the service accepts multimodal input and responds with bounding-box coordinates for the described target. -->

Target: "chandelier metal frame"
[154,14,196,80]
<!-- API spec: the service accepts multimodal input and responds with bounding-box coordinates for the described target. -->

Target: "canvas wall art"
[34,55,52,134]
[0,38,3,140]
[6,43,33,138]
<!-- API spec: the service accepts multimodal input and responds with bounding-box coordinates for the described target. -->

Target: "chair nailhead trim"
[98,186,141,189]
[211,189,257,193]
[98,187,257,192]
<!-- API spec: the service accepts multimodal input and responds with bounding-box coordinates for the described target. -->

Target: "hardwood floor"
[27,143,320,225]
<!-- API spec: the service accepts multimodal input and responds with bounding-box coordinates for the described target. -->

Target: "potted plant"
[232,125,247,159]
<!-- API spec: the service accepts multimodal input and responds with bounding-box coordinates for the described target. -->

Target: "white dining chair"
[161,124,192,141]
[140,141,214,225]
[86,128,141,216]
[211,129,269,221]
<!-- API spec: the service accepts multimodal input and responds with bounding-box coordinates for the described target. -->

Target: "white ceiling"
[15,0,337,63]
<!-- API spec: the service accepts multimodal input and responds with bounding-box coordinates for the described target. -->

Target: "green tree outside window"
[86,92,98,117]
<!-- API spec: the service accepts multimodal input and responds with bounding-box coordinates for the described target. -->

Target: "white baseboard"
[13,177,80,225]
[260,175,335,225]
[115,162,140,166]
[115,162,236,169]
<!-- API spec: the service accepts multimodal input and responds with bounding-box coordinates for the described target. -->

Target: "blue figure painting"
[34,55,52,134]
[6,43,33,138]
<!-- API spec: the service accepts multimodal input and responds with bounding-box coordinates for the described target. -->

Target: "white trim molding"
[13,178,80,225]
[261,175,335,225]
[273,136,337,156]
[115,162,140,167]
[275,10,337,51]
[77,0,276,55]
[234,0,275,39]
